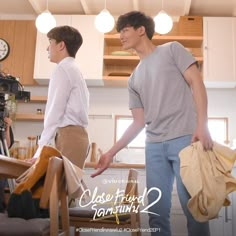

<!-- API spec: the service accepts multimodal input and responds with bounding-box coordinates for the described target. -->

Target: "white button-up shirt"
[33,57,89,158]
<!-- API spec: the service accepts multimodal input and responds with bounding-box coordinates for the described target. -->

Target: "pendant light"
[95,0,115,33]
[35,0,56,34]
[154,0,173,35]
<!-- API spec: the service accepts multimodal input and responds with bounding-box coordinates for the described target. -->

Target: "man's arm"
[4,117,13,148]
[184,63,213,150]
[91,107,145,177]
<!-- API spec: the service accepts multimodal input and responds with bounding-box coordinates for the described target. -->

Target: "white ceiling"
[0,0,236,19]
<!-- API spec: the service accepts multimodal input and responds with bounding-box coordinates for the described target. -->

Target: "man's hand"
[26,157,38,165]
[90,149,113,178]
[4,117,12,128]
[192,125,213,150]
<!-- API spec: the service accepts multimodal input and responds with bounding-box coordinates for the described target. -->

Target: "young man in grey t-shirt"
[92,11,213,236]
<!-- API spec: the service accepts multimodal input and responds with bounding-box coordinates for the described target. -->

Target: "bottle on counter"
[34,135,40,154]
[27,136,36,159]
[17,146,27,160]
[10,140,19,158]
[36,108,43,114]
[90,142,97,162]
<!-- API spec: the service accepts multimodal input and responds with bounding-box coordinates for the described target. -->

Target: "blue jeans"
[145,135,210,236]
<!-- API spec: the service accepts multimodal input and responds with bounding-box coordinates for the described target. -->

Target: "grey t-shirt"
[128,41,197,143]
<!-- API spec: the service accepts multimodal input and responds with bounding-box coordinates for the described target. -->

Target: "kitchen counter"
[84,161,145,169]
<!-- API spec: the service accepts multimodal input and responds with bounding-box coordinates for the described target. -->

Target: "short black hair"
[116,11,155,40]
[47,25,83,57]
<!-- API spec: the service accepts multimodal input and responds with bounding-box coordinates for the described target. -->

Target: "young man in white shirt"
[33,26,90,169]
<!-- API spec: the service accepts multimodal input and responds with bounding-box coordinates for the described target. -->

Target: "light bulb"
[95,9,115,33]
[154,10,173,35]
[36,10,56,34]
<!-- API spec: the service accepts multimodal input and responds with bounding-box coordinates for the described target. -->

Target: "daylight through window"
[115,116,228,147]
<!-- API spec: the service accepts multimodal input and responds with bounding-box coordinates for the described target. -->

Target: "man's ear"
[138,26,146,37]
[59,41,66,51]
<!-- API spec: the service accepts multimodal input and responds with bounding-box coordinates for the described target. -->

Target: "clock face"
[0,38,10,61]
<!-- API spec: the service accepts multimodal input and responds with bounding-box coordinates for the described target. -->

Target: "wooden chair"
[0,155,69,236]
[69,168,141,236]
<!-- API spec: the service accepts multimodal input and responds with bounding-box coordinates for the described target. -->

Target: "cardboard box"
[178,16,203,36]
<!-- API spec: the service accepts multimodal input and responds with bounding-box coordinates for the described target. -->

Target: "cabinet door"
[0,20,36,85]
[71,15,104,86]
[33,15,72,85]
[203,17,235,86]
[208,164,235,236]
[209,205,233,236]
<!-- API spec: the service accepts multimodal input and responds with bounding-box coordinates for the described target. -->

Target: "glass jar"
[17,147,27,160]
[10,140,19,158]
[90,142,97,162]
[36,108,43,114]
[27,136,36,159]
[34,135,40,153]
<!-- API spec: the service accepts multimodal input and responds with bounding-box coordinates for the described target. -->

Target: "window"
[208,117,229,145]
[115,115,145,148]
[115,116,229,147]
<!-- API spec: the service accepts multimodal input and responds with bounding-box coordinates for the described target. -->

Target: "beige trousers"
[55,125,89,169]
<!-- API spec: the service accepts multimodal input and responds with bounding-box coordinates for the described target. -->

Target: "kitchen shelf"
[104,55,139,66]
[103,24,204,87]
[104,34,203,48]
[15,113,116,121]
[18,96,47,103]
[103,54,202,88]
[103,76,128,87]
[104,55,203,66]
[15,113,44,121]
[30,96,47,102]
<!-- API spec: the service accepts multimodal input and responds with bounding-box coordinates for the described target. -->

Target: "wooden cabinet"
[103,33,203,87]
[0,20,36,85]
[33,15,104,86]
[203,17,236,88]
[71,15,104,86]
[33,15,204,88]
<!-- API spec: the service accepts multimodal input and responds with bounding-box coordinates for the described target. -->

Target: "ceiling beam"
[183,0,192,15]
[79,0,92,14]
[132,0,139,11]
[28,0,42,15]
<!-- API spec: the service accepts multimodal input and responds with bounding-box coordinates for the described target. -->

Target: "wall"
[13,85,236,161]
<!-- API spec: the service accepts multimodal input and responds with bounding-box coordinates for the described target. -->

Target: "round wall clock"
[0,38,10,61]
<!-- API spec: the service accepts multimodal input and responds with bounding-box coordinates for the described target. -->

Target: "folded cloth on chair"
[7,146,86,219]
[179,141,236,222]
[61,155,87,199]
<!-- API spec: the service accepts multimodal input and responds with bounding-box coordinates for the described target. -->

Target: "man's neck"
[135,40,156,60]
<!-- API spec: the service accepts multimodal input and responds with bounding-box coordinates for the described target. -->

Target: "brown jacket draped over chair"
[7,146,86,219]
[0,145,87,236]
